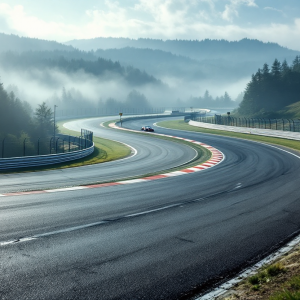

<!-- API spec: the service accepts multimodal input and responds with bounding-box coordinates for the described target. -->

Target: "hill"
[235,56,300,118]
[65,37,300,62]
[0,33,75,53]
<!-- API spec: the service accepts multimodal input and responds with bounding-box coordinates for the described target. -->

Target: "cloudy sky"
[1,0,300,50]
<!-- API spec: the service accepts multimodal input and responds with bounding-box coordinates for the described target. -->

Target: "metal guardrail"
[0,130,94,170]
[189,114,300,133]
[0,143,94,170]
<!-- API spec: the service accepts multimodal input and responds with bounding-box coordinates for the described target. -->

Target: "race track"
[1,116,300,300]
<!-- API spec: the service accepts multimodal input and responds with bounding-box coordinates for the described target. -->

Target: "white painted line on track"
[45,186,88,193]
[118,179,149,184]
[0,121,224,198]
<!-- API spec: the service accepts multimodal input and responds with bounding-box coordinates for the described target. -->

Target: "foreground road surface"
[0,117,300,300]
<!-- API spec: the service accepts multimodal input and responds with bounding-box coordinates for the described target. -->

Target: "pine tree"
[35,102,54,136]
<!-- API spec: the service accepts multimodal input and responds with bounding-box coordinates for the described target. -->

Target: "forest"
[0,82,56,157]
[0,51,161,87]
[189,90,239,109]
[235,56,300,118]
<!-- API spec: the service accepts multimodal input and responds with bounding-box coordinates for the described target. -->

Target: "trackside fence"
[0,129,94,170]
[187,115,300,133]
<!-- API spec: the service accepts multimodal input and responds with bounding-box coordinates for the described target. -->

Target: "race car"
[141,126,154,132]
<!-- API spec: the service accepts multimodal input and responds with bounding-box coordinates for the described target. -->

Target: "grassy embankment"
[158,120,300,152]
[0,120,131,173]
[158,119,300,300]
[217,247,300,300]
[101,120,212,178]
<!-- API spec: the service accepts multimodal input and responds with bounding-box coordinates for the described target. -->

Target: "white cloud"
[0,1,300,51]
[264,6,286,16]
[221,4,238,22]
[221,0,257,22]
[0,3,78,41]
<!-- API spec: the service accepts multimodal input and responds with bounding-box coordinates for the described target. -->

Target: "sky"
[0,0,300,50]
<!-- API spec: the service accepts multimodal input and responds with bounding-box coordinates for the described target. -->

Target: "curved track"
[1,116,300,300]
[0,117,196,193]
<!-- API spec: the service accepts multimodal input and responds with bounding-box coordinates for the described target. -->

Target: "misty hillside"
[94,47,264,83]
[95,47,205,80]
[66,37,300,62]
[0,33,75,53]
[65,37,300,95]
[0,51,161,87]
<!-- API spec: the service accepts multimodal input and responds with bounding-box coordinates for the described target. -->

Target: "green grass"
[270,290,300,300]
[269,275,300,300]
[0,120,131,174]
[247,263,286,292]
[158,120,300,152]
[100,120,212,180]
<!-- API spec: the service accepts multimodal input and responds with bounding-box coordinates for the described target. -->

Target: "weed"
[270,290,300,300]
[249,275,260,285]
[252,284,260,291]
[289,276,300,291]
[267,263,286,277]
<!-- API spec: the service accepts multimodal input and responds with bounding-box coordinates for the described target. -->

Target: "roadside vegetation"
[158,120,300,152]
[216,245,300,300]
[0,121,132,174]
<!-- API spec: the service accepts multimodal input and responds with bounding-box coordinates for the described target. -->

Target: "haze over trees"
[1,33,300,114]
[235,56,300,118]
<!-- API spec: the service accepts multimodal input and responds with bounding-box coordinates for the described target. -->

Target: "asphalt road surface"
[1,116,300,300]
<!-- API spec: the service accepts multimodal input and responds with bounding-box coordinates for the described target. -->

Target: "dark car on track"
[141,126,154,132]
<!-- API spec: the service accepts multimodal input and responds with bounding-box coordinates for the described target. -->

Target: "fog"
[1,63,243,116]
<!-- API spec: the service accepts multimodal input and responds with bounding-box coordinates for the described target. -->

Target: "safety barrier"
[189,114,300,132]
[0,131,94,170]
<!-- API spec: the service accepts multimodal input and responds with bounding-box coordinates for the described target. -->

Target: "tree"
[292,55,300,72]
[125,90,150,109]
[236,55,300,117]
[271,59,281,77]
[35,102,54,136]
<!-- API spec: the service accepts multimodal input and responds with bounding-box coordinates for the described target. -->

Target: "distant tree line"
[0,81,56,157]
[0,51,161,87]
[236,56,300,118]
[188,90,241,109]
[48,88,154,115]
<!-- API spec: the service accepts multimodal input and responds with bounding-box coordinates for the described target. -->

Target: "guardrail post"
[2,137,5,158]
[23,138,27,156]
[56,138,60,154]
[37,138,40,155]
[49,137,53,154]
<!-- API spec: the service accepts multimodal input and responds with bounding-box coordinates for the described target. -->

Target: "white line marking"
[118,179,149,184]
[45,186,88,193]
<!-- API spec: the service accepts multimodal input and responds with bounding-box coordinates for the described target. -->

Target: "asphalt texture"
[0,117,196,193]
[1,116,300,300]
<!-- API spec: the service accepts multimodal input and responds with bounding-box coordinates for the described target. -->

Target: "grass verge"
[0,120,131,174]
[101,120,212,181]
[217,245,300,300]
[158,120,300,152]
